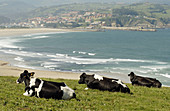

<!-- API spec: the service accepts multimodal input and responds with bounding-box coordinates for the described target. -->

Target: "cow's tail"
[129,92,133,95]
[73,93,80,101]
[120,86,133,94]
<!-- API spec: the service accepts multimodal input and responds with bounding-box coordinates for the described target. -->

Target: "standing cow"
[78,73,131,94]
[128,72,162,88]
[17,70,78,100]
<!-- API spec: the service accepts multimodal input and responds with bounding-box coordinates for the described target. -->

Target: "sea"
[0,29,170,86]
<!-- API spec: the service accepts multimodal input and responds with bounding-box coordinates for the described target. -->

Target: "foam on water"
[0,49,44,57]
[14,56,25,62]
[140,65,170,72]
[88,53,96,56]
[73,51,96,56]
[48,54,167,66]
[160,73,170,79]
[13,64,36,69]
[31,36,50,39]
[22,32,68,37]
[0,37,22,49]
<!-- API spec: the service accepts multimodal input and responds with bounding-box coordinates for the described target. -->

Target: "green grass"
[0,76,170,111]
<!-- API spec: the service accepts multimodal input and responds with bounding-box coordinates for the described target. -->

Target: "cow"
[78,73,131,94]
[17,70,78,100]
[128,72,162,88]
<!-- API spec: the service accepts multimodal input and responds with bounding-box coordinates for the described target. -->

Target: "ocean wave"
[113,58,150,63]
[0,32,68,48]
[13,64,36,69]
[14,56,24,62]
[0,49,45,58]
[56,53,68,57]
[140,65,170,72]
[41,62,57,65]
[72,51,96,56]
[160,73,170,78]
[110,67,151,74]
[31,36,49,39]
[43,65,59,68]
[47,53,167,65]
[22,32,68,37]
[51,57,114,65]
[88,53,96,56]
[0,38,22,49]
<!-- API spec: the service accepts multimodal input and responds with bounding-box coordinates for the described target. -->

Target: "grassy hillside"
[28,3,114,17]
[0,76,170,111]
[126,3,170,19]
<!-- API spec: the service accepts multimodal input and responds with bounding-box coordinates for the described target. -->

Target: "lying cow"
[128,72,162,88]
[78,73,131,94]
[17,70,78,100]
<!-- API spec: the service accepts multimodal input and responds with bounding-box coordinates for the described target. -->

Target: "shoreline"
[0,60,130,83]
[0,60,80,80]
[0,28,130,83]
[102,26,156,32]
[0,28,169,86]
[0,28,82,80]
[0,27,157,38]
[0,28,82,37]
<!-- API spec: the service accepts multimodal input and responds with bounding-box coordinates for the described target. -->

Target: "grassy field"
[0,76,170,111]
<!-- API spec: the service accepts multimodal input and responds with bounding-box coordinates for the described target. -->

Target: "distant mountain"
[0,0,143,8]
[17,2,170,21]
[0,0,170,21]
[142,0,170,5]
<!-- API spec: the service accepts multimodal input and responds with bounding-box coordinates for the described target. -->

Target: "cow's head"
[128,72,135,77]
[78,73,87,84]
[16,70,35,84]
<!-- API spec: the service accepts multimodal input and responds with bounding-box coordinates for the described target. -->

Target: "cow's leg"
[23,87,34,96]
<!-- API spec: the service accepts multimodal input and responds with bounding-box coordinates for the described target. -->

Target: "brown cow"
[128,72,162,88]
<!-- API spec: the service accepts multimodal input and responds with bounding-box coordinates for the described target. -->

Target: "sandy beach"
[0,60,80,80]
[0,28,81,37]
[0,28,130,83]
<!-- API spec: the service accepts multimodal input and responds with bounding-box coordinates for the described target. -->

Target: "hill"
[14,3,170,29]
[0,2,170,29]
[0,76,170,110]
[1,0,170,18]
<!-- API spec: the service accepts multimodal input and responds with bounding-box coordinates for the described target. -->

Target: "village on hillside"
[1,3,170,31]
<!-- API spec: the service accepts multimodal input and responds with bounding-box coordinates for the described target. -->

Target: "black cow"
[78,73,131,93]
[17,70,78,100]
[128,72,162,88]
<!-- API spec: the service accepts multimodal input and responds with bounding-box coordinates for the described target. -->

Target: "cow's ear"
[30,72,35,76]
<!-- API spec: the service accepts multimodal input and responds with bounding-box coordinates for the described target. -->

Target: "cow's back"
[39,81,63,99]
[96,80,120,92]
[149,79,162,88]
[132,76,153,87]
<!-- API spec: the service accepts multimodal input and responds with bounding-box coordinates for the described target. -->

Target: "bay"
[0,29,170,86]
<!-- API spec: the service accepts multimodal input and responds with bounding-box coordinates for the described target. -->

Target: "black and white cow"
[17,70,78,100]
[78,73,131,94]
[128,72,162,88]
